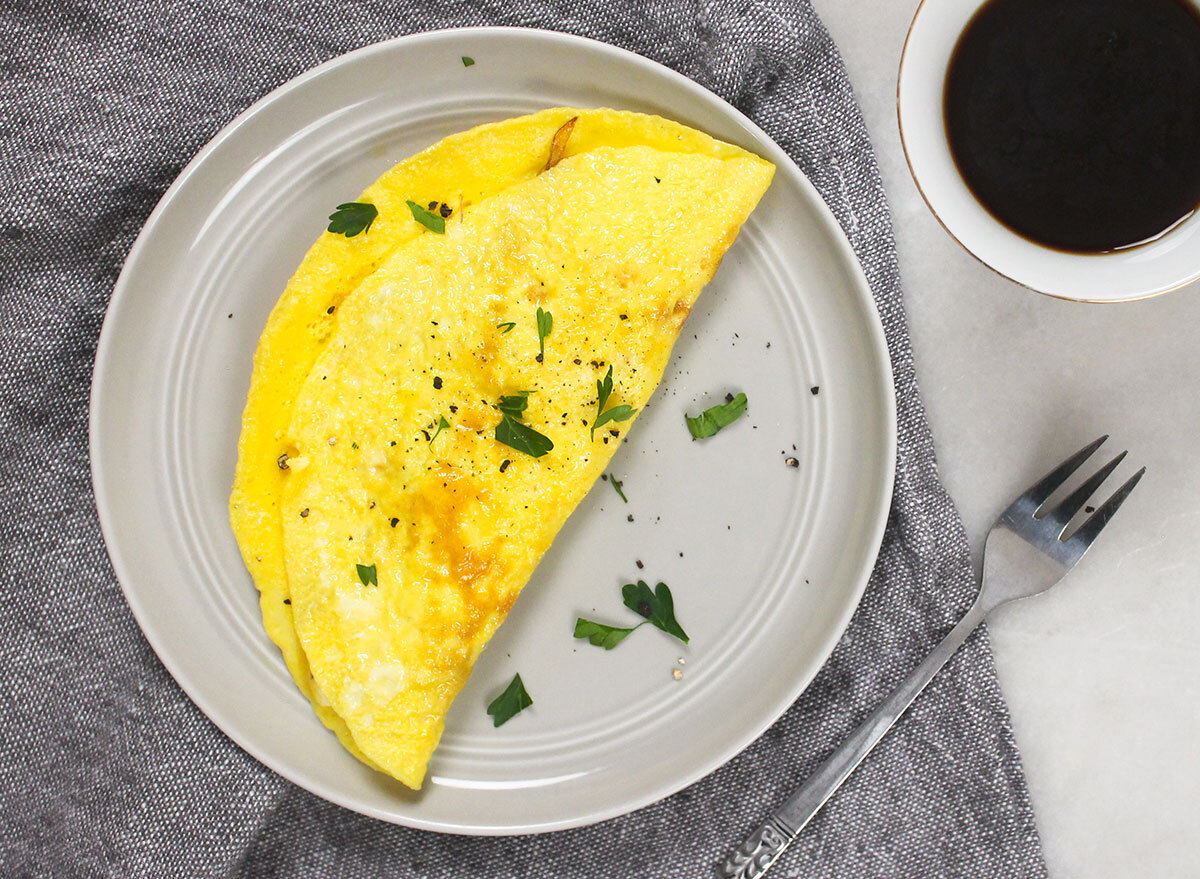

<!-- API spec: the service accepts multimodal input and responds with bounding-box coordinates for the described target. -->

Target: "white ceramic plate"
[91,28,895,834]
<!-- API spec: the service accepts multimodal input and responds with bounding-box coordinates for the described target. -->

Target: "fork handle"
[719,601,991,879]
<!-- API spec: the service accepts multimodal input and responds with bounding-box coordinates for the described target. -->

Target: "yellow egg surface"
[279,142,772,788]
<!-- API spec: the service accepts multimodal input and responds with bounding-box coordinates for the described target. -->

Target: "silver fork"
[720,436,1145,879]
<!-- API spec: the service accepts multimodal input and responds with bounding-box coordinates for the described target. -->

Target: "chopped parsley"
[428,415,450,444]
[461,55,475,67]
[591,365,636,440]
[623,580,688,643]
[496,321,516,333]
[575,579,688,650]
[536,306,552,360]
[573,618,643,650]
[406,199,446,234]
[609,474,628,503]
[495,414,553,458]
[355,563,377,587]
[486,673,532,727]
[685,392,747,439]
[327,202,377,237]
[498,391,532,420]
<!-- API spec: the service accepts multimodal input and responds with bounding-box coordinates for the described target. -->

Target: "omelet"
[230,108,773,786]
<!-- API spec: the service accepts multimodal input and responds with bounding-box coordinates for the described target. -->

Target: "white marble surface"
[811,1,1200,875]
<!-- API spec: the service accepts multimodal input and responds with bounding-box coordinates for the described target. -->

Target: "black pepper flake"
[449,404,458,413]
[299,508,309,518]
[535,353,543,363]
[499,459,511,473]
[637,599,652,616]
[438,203,452,218]
[389,518,399,528]
[427,200,438,210]
[327,306,335,314]
[785,457,799,468]
[277,454,289,470]
[654,176,661,183]
[573,358,582,365]
[725,392,735,403]
[421,429,431,441]
[283,598,291,605]
[227,313,233,319]
[600,474,608,481]
[1085,505,1095,513]
[635,559,644,569]
[811,386,820,395]
[619,314,628,320]
[389,441,397,446]
[626,514,634,522]
[609,429,620,438]
[433,376,443,389]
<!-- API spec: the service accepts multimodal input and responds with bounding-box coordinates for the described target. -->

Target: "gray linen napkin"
[0,1,1048,876]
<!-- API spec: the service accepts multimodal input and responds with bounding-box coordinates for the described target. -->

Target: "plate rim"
[90,25,898,834]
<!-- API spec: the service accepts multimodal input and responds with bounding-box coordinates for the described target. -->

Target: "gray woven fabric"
[0,1,1048,876]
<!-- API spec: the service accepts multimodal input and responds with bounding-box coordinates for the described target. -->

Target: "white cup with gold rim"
[898,0,1200,302]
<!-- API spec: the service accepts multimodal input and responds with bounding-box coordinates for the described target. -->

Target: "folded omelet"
[230,108,773,787]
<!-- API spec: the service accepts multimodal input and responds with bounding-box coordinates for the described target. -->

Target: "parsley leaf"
[356,563,377,587]
[327,202,378,237]
[591,365,637,440]
[536,307,552,359]
[594,404,636,434]
[486,673,532,727]
[498,391,532,420]
[609,474,628,503]
[495,414,553,458]
[406,199,446,234]
[573,618,643,650]
[496,321,516,333]
[428,415,450,444]
[622,580,688,643]
[461,55,475,67]
[685,392,748,439]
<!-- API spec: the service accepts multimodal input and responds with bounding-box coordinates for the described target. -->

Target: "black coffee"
[944,0,1200,253]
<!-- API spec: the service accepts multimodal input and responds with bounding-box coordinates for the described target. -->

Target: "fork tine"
[1023,435,1108,509]
[1044,450,1128,532]
[1065,467,1146,550]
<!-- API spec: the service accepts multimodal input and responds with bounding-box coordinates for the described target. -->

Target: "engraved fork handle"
[719,601,990,879]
